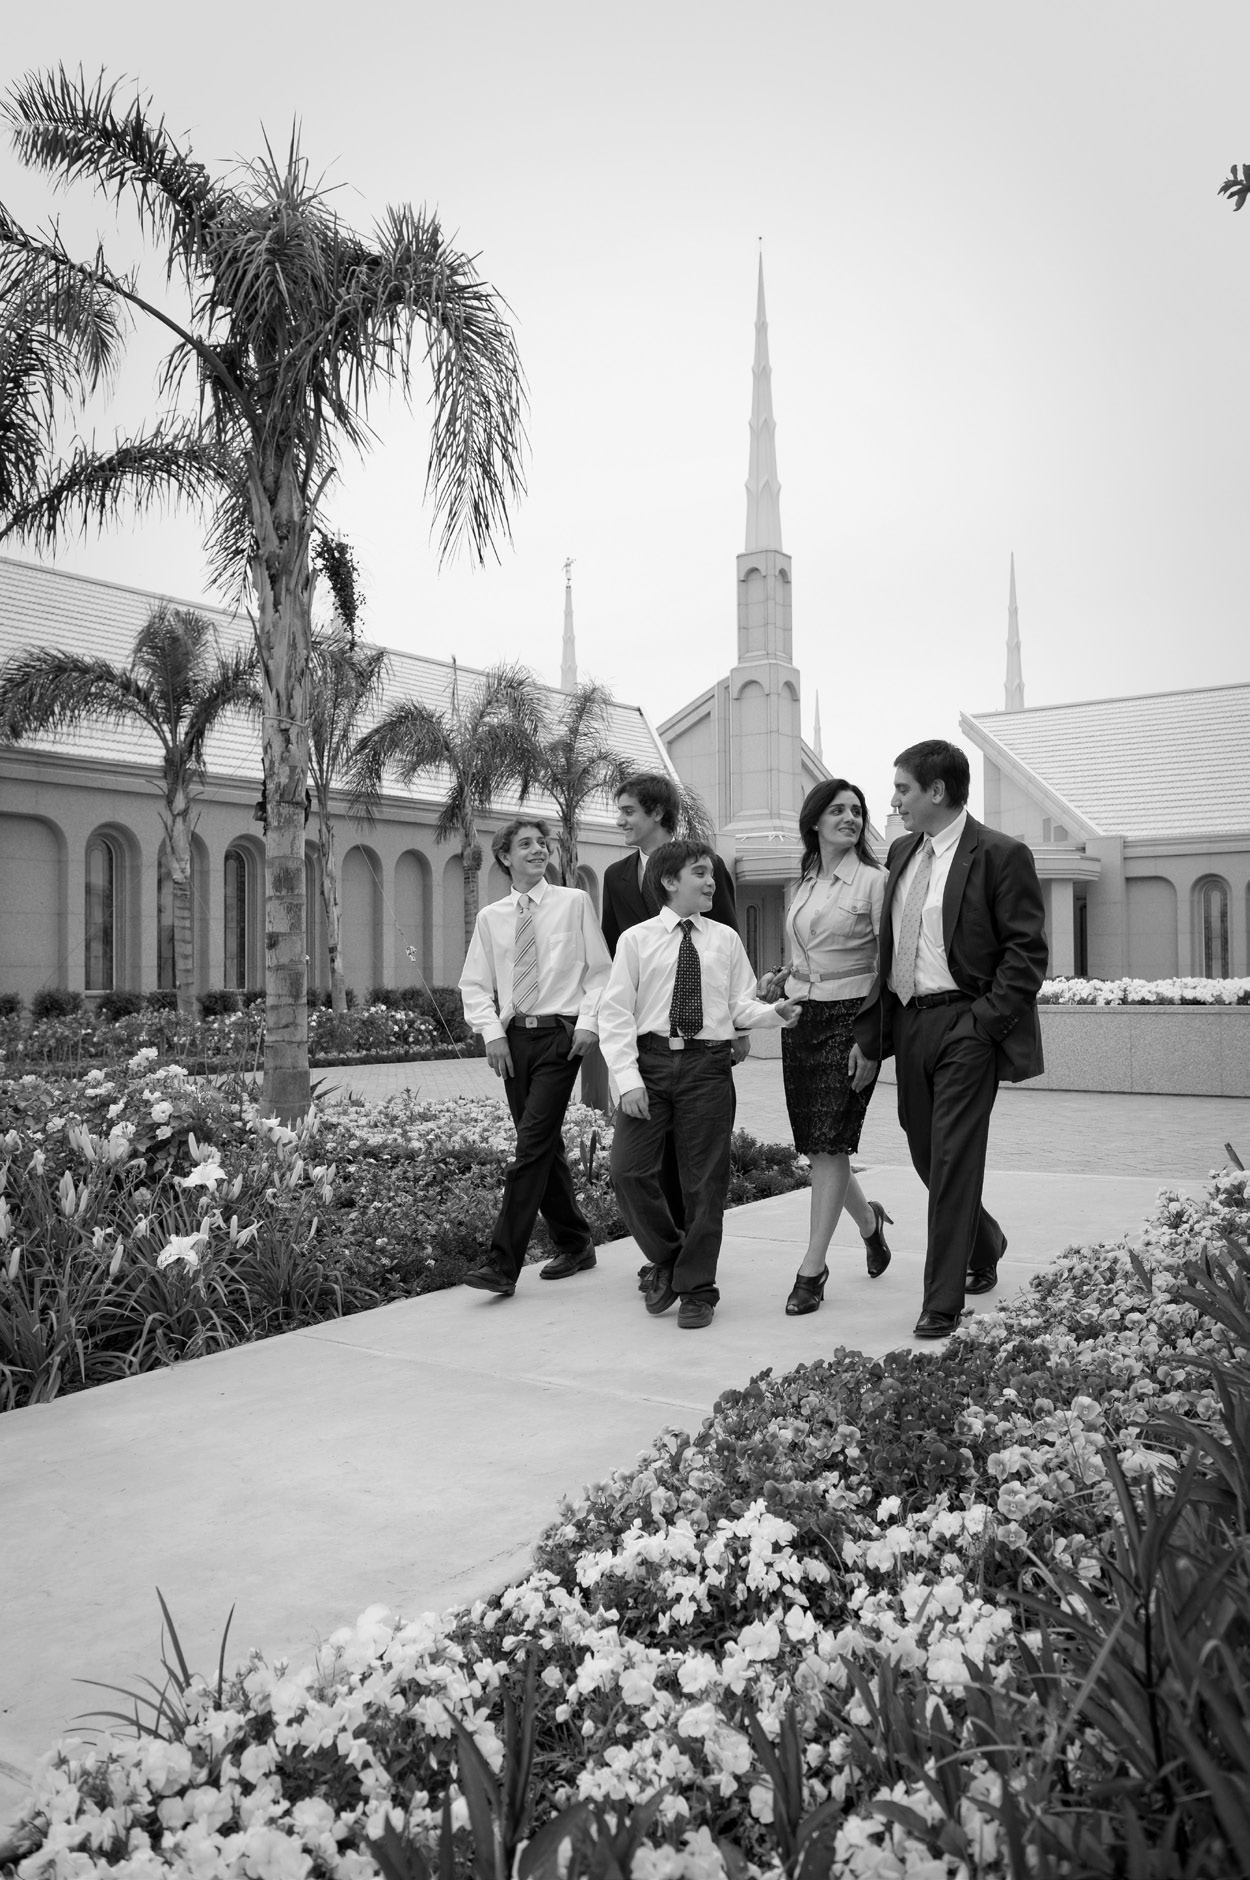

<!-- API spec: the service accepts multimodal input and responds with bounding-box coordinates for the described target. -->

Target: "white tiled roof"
[0,556,668,823]
[967,684,1250,840]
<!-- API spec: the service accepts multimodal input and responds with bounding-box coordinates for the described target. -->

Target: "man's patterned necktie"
[893,838,934,1006]
[668,918,704,1038]
[513,893,539,1013]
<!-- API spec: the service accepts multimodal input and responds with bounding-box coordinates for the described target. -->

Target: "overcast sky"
[4,1,1250,824]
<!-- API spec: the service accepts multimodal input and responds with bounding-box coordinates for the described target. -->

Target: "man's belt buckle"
[669,1035,685,1051]
[523,1015,538,1029]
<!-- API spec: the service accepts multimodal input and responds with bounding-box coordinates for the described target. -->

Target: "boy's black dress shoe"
[645,1268,678,1315]
[966,1237,1006,1295]
[463,1265,516,1297]
[678,1296,715,1329]
[540,1246,597,1280]
[637,1263,655,1293]
[913,1311,958,1339]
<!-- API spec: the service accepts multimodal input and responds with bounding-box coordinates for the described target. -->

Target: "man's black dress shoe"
[645,1268,678,1315]
[966,1236,1006,1295]
[540,1246,597,1280]
[913,1311,959,1339]
[463,1265,516,1296]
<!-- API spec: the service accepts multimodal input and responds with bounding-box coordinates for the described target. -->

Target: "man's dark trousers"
[610,1039,734,1302]
[894,998,1006,1320]
[489,1022,592,1282]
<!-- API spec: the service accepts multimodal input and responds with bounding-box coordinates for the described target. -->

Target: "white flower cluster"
[1039,975,1250,1006]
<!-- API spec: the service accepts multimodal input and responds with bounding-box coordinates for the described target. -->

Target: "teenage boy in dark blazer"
[850,740,1048,1340]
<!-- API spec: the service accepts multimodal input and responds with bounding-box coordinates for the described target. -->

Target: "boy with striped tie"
[458,817,612,1296]
[598,839,800,1328]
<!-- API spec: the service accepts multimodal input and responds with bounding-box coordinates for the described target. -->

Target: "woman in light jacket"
[762,778,892,1315]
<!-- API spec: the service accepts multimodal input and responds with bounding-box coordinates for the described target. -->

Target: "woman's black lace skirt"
[781,996,877,1156]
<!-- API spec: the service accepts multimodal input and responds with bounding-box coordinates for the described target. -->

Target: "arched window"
[1197,878,1230,978]
[224,847,252,990]
[85,836,118,991]
[745,903,761,975]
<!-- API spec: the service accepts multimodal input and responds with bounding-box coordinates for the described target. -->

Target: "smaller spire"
[561,558,578,692]
[1005,553,1024,711]
[812,692,823,762]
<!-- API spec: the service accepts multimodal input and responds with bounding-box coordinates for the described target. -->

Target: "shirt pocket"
[827,897,875,940]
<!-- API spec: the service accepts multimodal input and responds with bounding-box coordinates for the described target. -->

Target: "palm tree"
[349,661,543,960]
[308,627,389,1013]
[0,67,526,1118]
[0,604,256,1016]
[534,682,632,887]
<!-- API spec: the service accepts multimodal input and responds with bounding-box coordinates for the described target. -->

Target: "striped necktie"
[668,919,704,1038]
[513,893,539,1013]
[893,838,933,1006]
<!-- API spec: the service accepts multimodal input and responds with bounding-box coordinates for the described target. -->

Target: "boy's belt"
[507,1013,577,1031]
[637,1032,731,1053]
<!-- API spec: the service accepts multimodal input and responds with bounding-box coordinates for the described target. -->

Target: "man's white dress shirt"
[599,907,787,1095]
[459,878,611,1045]
[888,809,967,1001]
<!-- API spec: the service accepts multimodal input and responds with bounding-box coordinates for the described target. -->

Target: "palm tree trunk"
[461,821,483,959]
[165,788,197,1020]
[317,802,347,1014]
[253,469,313,1122]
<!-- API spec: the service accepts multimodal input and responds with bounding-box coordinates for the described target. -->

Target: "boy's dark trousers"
[488,1020,593,1283]
[610,1037,735,1301]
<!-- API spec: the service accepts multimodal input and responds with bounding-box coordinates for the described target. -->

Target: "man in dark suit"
[850,739,1047,1339]
[602,772,745,1279]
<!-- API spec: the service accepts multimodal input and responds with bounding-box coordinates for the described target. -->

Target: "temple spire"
[561,557,577,692]
[1005,553,1024,711]
[813,692,823,762]
[744,254,783,551]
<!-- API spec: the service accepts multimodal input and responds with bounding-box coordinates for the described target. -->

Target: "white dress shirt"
[784,852,885,1003]
[888,809,967,1000]
[459,878,611,1044]
[599,906,788,1095]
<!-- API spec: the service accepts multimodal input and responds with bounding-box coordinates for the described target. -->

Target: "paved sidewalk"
[325,1055,1250,1180]
[2,1069,1246,1830]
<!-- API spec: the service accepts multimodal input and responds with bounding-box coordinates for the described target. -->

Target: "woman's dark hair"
[642,838,716,908]
[797,779,879,880]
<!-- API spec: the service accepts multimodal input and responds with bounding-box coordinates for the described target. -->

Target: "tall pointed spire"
[561,558,577,692]
[1004,553,1024,711]
[812,692,823,762]
[744,254,783,551]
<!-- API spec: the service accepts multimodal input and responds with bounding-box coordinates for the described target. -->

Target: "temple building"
[962,566,1250,980]
[659,258,829,974]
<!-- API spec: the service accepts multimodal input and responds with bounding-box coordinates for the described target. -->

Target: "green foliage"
[96,989,145,1021]
[0,993,21,1018]
[30,986,81,1019]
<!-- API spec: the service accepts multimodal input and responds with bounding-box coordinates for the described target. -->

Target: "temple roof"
[963,682,1250,839]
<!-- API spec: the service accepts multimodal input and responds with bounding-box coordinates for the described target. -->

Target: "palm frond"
[308,631,388,794]
[4,66,221,286]
[0,423,223,549]
[0,646,162,747]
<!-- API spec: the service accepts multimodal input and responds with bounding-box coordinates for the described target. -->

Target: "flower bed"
[1039,974,1250,1005]
[3,1171,1247,1878]
[0,1073,810,1411]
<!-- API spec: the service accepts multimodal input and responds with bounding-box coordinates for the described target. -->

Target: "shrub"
[198,988,241,1017]
[96,989,145,1022]
[0,992,21,1018]
[30,987,82,1019]
[143,989,178,1011]
[240,987,265,1007]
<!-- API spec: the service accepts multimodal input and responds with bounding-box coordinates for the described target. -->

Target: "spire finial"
[813,691,823,762]
[561,559,578,692]
[744,254,783,551]
[1005,552,1025,711]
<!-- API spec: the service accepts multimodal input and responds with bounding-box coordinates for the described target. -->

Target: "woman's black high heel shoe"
[863,1201,893,1278]
[785,1268,829,1316]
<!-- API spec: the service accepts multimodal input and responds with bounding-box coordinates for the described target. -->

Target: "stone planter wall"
[748,1004,1250,1097]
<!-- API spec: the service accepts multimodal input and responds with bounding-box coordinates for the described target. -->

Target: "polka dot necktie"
[512,893,539,1013]
[893,837,933,1006]
[668,918,704,1038]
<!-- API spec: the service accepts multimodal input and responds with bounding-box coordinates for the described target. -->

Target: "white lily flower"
[177,1163,226,1192]
[57,1170,77,1218]
[156,1231,208,1271]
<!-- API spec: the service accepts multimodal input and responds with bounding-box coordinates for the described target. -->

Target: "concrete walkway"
[3,1066,1247,1829]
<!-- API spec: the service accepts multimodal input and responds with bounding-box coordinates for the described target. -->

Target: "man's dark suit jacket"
[853,815,1048,1084]
[600,851,740,957]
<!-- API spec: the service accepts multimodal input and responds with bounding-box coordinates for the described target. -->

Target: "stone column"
[1049,877,1075,978]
